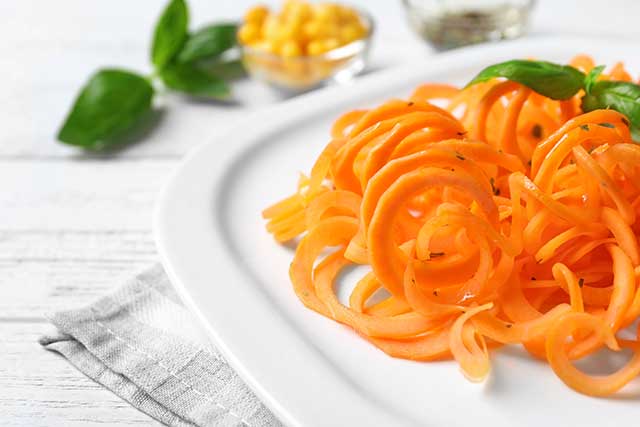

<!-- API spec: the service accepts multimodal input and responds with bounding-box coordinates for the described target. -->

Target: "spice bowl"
[402,0,535,50]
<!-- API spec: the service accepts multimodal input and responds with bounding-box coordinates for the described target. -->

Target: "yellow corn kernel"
[314,3,340,23]
[252,40,275,53]
[302,20,321,40]
[293,2,313,23]
[339,24,365,44]
[244,5,269,24]
[282,0,302,12]
[306,40,325,56]
[323,37,340,51]
[280,40,302,57]
[337,6,359,23]
[306,38,339,55]
[261,15,280,40]
[238,23,261,45]
[283,16,305,40]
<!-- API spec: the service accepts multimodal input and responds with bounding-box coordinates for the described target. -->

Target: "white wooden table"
[1,1,638,425]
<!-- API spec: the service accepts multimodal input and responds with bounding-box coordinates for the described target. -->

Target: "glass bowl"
[240,11,373,93]
[402,0,535,50]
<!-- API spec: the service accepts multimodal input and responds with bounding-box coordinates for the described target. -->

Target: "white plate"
[154,37,640,427]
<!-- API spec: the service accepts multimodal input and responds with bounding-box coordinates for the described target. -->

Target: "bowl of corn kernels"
[238,0,373,92]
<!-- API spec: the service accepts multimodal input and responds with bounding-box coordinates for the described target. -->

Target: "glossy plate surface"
[155,37,640,427]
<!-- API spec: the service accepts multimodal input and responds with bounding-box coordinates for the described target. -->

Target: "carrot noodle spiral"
[263,55,640,396]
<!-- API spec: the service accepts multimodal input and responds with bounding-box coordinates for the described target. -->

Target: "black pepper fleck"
[531,124,543,139]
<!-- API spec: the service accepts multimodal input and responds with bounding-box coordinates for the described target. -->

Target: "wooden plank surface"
[1,322,160,426]
[0,160,172,230]
[0,230,156,319]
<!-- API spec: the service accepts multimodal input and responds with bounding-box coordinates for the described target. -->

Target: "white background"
[1,0,640,425]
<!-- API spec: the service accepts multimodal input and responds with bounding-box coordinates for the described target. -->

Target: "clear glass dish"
[402,0,535,50]
[240,11,373,93]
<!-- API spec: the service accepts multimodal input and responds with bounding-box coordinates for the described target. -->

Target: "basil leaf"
[584,65,605,94]
[160,62,230,99]
[177,23,238,64]
[207,59,246,80]
[582,80,640,142]
[467,60,585,100]
[57,69,154,149]
[151,0,189,70]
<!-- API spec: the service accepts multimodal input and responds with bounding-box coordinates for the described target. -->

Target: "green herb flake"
[598,122,615,128]
[580,124,590,132]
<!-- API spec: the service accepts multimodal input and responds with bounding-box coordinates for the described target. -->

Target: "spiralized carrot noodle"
[263,55,640,396]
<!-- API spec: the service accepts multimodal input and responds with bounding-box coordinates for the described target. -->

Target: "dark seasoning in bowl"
[403,0,535,50]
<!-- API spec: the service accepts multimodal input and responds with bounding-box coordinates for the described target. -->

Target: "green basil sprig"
[176,23,237,64]
[467,60,586,100]
[58,70,154,150]
[160,62,230,98]
[582,74,640,141]
[151,0,188,70]
[583,65,605,94]
[468,59,640,141]
[58,0,240,150]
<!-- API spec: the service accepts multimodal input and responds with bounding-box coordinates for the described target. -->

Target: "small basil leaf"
[151,0,189,70]
[208,59,246,80]
[177,23,238,64]
[584,65,605,94]
[467,60,585,100]
[582,80,640,142]
[160,62,230,99]
[57,69,154,149]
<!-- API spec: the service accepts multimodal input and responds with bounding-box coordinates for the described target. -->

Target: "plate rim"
[154,35,640,427]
